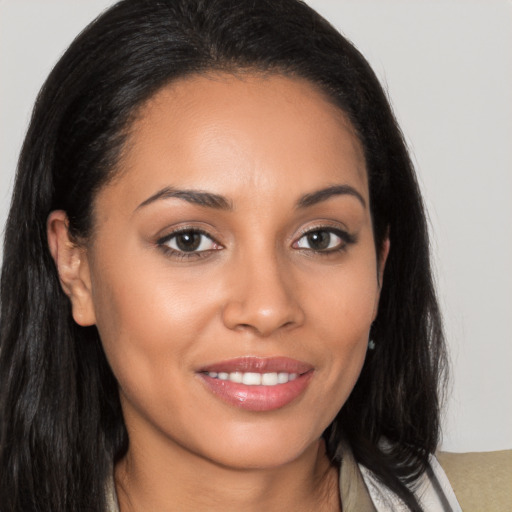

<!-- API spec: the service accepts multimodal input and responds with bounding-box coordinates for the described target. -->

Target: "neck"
[115,437,340,512]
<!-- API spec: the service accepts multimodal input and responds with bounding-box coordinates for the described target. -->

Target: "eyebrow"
[296,184,366,209]
[136,187,233,211]
[136,183,366,212]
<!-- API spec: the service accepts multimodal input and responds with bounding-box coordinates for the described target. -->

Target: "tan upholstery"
[437,450,512,512]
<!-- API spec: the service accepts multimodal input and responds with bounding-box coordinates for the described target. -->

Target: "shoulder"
[437,449,512,512]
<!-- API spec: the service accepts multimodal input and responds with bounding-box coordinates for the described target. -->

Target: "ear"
[47,210,96,326]
[372,236,390,320]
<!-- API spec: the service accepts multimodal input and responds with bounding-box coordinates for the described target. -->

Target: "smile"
[205,371,298,386]
[198,357,313,411]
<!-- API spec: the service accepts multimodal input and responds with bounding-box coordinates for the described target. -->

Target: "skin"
[48,73,389,511]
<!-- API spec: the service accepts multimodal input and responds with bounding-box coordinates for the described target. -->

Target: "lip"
[198,357,314,412]
[199,356,313,374]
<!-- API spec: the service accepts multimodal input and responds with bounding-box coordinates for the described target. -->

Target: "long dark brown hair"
[0,1,446,510]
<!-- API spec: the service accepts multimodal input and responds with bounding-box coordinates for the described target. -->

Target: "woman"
[0,0,460,510]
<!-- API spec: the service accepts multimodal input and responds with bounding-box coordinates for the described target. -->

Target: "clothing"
[338,441,461,512]
[105,443,462,512]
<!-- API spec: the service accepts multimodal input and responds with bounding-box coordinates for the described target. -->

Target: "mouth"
[197,357,314,412]
[204,371,299,386]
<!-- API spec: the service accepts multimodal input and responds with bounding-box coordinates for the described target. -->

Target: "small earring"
[368,339,376,350]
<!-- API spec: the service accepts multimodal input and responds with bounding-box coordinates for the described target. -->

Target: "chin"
[192,419,323,470]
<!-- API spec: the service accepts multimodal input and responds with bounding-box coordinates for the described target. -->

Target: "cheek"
[88,248,219,394]
[308,255,378,343]
[304,255,378,403]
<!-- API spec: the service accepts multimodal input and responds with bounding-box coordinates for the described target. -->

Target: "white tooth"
[242,372,262,385]
[218,372,229,380]
[277,372,289,384]
[229,372,243,383]
[208,372,218,378]
[261,372,278,386]
[289,373,298,381]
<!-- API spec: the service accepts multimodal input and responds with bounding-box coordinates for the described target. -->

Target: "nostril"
[220,278,305,336]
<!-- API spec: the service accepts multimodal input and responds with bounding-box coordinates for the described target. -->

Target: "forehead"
[103,72,368,211]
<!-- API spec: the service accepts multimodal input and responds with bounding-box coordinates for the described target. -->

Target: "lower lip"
[199,372,313,412]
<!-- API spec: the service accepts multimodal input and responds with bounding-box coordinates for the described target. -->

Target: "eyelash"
[293,227,356,254]
[157,228,222,260]
[156,226,356,260]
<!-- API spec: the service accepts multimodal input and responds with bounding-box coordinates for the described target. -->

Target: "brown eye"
[294,228,352,252]
[305,231,331,250]
[162,230,218,253]
[174,232,202,252]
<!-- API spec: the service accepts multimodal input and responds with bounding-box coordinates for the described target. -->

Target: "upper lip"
[199,356,313,374]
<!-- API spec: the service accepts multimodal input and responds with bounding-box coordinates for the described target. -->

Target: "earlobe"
[47,210,96,326]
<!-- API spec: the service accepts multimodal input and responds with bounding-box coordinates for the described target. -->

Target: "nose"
[221,251,305,337]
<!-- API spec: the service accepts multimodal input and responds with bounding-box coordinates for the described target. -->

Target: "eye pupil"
[307,231,330,250]
[176,232,201,252]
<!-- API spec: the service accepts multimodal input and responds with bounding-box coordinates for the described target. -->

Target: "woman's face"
[79,73,386,469]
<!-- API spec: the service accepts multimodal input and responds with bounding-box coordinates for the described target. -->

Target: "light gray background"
[1,0,511,452]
